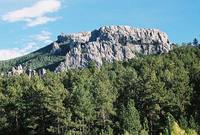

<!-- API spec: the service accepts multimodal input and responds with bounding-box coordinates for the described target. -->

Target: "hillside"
[0,45,199,135]
[0,44,66,73]
[0,26,171,74]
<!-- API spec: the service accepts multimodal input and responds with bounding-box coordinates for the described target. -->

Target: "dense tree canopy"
[0,45,200,135]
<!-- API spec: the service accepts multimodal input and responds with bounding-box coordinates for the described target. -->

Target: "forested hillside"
[0,45,200,135]
[0,44,68,72]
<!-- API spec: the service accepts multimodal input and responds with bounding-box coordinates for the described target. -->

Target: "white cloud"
[31,30,53,44]
[0,30,53,60]
[27,16,57,27]
[0,43,37,60]
[0,49,22,60]
[2,0,61,27]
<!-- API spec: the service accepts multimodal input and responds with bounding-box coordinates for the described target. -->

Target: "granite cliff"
[55,26,171,72]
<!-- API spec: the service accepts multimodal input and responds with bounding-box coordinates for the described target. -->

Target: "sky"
[0,0,200,60]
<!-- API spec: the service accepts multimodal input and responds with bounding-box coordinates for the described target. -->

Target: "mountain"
[0,26,171,74]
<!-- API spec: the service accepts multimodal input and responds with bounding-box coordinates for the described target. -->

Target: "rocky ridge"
[55,26,171,72]
[2,25,171,76]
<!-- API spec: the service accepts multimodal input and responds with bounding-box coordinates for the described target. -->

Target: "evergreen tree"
[70,70,95,134]
[193,38,199,46]
[2,76,26,135]
[121,99,142,135]
[0,77,9,134]
[91,69,117,129]
[43,72,71,135]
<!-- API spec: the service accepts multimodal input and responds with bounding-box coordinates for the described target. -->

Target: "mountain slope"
[0,26,171,74]
[0,44,66,72]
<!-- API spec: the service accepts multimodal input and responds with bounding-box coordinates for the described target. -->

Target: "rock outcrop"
[7,65,46,78]
[9,65,24,75]
[55,26,171,72]
[50,42,61,55]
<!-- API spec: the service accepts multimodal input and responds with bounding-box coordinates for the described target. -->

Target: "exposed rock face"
[38,68,47,78]
[54,26,171,72]
[7,65,46,78]
[10,65,24,75]
[28,68,37,78]
[50,42,62,55]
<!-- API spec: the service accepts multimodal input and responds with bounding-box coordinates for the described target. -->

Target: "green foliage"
[166,118,198,135]
[193,38,198,46]
[0,46,200,134]
[0,45,66,72]
[121,99,142,135]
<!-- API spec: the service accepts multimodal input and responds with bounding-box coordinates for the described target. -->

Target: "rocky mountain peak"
[0,25,172,75]
[55,26,171,72]
[57,26,170,44]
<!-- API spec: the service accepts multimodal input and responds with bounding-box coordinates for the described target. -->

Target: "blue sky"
[0,0,200,60]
